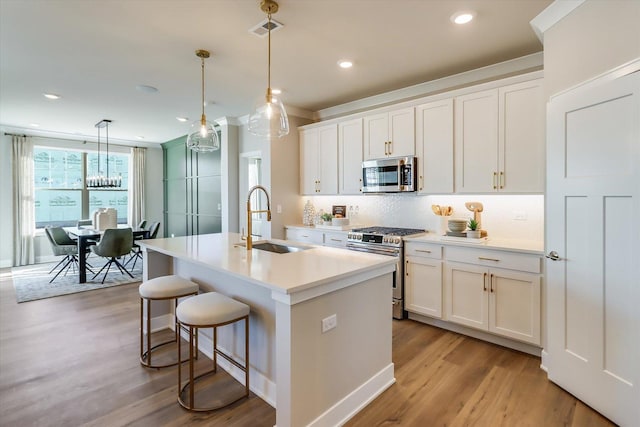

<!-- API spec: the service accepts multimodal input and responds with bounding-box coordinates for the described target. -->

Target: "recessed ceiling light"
[136,84,158,93]
[30,123,40,127]
[176,117,189,122]
[451,11,475,25]
[43,93,61,99]
[271,88,282,95]
[337,60,353,69]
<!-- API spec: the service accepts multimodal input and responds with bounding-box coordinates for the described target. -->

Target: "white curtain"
[12,135,35,266]
[128,147,146,228]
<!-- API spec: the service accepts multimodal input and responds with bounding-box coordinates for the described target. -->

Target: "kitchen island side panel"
[278,273,395,427]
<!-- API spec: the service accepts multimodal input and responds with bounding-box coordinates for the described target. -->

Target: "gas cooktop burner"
[351,226,426,237]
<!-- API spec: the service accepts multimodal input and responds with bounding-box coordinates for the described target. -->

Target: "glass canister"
[302,200,316,226]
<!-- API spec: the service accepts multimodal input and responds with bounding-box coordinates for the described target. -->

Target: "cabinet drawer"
[324,232,348,248]
[286,228,324,245]
[446,246,541,273]
[405,242,443,259]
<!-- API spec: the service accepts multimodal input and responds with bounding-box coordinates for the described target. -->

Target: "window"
[34,147,129,228]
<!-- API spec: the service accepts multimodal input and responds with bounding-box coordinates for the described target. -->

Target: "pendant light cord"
[266,11,272,103]
[201,56,206,125]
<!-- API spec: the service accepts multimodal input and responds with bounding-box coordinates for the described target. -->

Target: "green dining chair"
[90,228,134,284]
[44,226,93,283]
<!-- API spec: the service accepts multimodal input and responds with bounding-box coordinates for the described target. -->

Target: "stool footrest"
[178,369,249,412]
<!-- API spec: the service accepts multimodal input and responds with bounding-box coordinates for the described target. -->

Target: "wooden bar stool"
[139,275,199,368]
[176,292,250,412]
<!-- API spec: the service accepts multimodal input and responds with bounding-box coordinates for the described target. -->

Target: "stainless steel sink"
[236,241,311,254]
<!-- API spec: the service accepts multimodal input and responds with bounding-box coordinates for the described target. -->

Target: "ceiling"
[0,0,552,145]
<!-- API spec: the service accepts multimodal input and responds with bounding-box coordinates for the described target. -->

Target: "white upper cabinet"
[300,124,338,195]
[364,107,415,160]
[455,79,544,193]
[338,118,363,194]
[416,98,454,194]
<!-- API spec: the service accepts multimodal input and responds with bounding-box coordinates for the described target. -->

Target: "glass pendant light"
[248,0,289,138]
[186,49,220,152]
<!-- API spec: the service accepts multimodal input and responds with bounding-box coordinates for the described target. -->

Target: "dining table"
[65,225,149,283]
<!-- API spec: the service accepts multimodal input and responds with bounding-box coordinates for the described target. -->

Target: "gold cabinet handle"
[499,171,504,189]
[478,257,500,262]
[483,272,487,291]
[388,140,392,155]
[415,249,431,254]
[493,172,497,190]
[384,141,389,156]
[490,273,494,293]
[329,238,342,242]
[419,175,423,191]
[406,259,409,276]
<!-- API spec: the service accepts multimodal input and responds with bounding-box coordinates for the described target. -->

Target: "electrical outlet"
[322,314,337,333]
[277,204,282,214]
[513,210,528,221]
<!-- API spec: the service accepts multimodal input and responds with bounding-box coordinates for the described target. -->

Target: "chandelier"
[247,0,289,138]
[87,119,122,188]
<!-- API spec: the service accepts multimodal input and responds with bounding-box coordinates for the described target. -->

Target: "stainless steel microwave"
[362,156,417,193]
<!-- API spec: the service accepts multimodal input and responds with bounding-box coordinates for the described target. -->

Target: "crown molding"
[530,0,586,42]
[314,52,543,121]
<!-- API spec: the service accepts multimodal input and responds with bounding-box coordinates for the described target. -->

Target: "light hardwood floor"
[0,269,614,427]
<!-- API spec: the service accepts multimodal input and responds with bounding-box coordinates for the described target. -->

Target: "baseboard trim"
[540,350,549,372]
[0,259,12,269]
[408,313,542,357]
[307,363,395,427]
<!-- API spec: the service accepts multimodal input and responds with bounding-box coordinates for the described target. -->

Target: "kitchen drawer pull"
[499,171,504,189]
[492,172,497,190]
[490,273,494,292]
[483,272,487,291]
[405,259,409,276]
[478,257,500,262]
[388,140,392,155]
[384,141,388,156]
[415,249,431,254]
[419,175,423,191]
[301,234,309,238]
[329,238,342,242]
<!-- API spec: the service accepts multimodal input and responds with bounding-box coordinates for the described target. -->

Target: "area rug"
[11,256,142,303]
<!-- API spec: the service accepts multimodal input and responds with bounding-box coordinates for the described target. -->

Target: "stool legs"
[140,295,197,369]
[177,316,250,412]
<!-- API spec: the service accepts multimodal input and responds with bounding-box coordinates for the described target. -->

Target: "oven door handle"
[346,245,400,257]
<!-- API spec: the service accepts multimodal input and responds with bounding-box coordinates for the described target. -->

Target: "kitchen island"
[137,233,397,427]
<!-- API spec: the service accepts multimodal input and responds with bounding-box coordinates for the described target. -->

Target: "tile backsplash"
[305,194,544,242]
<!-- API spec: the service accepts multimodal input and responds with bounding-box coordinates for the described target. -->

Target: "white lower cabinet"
[444,247,542,346]
[404,242,444,318]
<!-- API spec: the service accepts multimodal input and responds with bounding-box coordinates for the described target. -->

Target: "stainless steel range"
[347,226,426,319]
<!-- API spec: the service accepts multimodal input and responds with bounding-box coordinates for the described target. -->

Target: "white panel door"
[338,118,363,194]
[546,67,640,426]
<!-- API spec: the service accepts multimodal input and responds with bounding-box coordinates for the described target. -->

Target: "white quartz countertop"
[403,233,544,255]
[138,233,397,296]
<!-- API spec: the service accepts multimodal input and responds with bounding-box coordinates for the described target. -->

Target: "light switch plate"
[322,314,337,333]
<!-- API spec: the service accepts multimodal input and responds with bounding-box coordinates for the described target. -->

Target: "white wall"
[543,0,640,98]
[0,132,164,266]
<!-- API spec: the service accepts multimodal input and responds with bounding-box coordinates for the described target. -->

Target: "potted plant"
[467,219,481,238]
[321,212,333,225]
